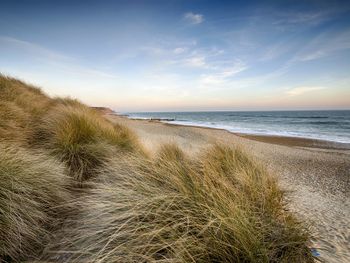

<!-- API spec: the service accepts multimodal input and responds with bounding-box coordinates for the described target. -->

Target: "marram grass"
[0,75,313,262]
[42,144,313,263]
[0,144,72,261]
[0,75,52,117]
[31,104,142,181]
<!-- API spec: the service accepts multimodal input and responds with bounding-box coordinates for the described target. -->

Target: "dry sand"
[108,115,350,263]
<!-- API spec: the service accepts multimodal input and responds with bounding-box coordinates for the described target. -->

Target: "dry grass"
[0,75,52,117]
[0,75,313,262]
[0,75,54,144]
[0,101,30,142]
[31,104,142,181]
[0,75,142,182]
[0,144,72,262]
[42,144,313,263]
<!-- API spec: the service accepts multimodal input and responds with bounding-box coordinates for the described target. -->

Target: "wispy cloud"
[184,56,207,67]
[294,29,350,61]
[173,47,187,54]
[199,60,248,87]
[260,41,294,61]
[273,11,331,27]
[0,36,118,79]
[286,86,326,96]
[184,12,204,25]
[0,36,71,61]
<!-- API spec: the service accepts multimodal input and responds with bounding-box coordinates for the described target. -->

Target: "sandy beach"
[108,114,350,263]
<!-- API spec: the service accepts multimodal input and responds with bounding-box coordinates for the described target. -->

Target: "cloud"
[184,56,207,67]
[0,36,71,61]
[293,29,350,61]
[184,12,204,25]
[286,86,326,96]
[0,35,118,79]
[173,47,186,54]
[199,60,248,87]
[274,11,330,26]
[220,61,248,77]
[260,41,294,61]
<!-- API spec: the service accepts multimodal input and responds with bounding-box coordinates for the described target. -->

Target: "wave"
[167,120,350,144]
[126,111,350,144]
[225,114,330,119]
[290,121,340,125]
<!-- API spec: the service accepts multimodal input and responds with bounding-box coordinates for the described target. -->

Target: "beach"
[108,114,350,263]
[2,0,350,260]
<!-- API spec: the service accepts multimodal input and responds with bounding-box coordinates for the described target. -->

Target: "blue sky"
[0,0,350,111]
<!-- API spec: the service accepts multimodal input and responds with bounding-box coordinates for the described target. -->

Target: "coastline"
[108,113,350,263]
[117,115,350,151]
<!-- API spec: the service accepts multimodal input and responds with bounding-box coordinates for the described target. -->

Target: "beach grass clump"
[32,104,141,181]
[0,144,72,262]
[0,75,52,117]
[46,144,312,263]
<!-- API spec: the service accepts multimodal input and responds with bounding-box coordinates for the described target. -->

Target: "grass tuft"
[0,144,72,261]
[0,74,52,117]
[43,144,313,262]
[31,104,142,181]
[0,75,55,144]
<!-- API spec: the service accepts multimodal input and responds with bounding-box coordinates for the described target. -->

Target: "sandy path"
[109,116,350,263]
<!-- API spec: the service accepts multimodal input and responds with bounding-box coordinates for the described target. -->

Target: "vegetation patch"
[0,76,313,262]
[0,144,72,261]
[32,104,142,181]
[43,144,312,262]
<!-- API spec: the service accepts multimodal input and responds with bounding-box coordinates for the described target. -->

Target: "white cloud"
[286,86,326,96]
[199,61,248,87]
[184,12,204,25]
[184,56,206,67]
[173,47,186,54]
[220,61,247,77]
[200,75,224,85]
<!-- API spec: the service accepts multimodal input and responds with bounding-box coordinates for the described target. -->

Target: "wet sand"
[107,115,350,263]
[236,133,350,150]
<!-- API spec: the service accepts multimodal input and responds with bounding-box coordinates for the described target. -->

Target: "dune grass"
[0,75,52,117]
[0,144,72,262]
[42,144,313,263]
[0,101,30,142]
[0,75,141,182]
[31,104,142,181]
[0,75,313,262]
[0,75,51,142]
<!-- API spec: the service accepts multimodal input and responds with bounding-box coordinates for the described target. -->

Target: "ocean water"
[126,110,350,144]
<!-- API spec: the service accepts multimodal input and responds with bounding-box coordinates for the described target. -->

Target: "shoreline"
[234,133,350,150]
[118,115,350,150]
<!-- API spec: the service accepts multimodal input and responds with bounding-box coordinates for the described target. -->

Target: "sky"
[0,0,350,112]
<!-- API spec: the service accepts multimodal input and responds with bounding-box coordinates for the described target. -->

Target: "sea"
[126,110,350,144]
